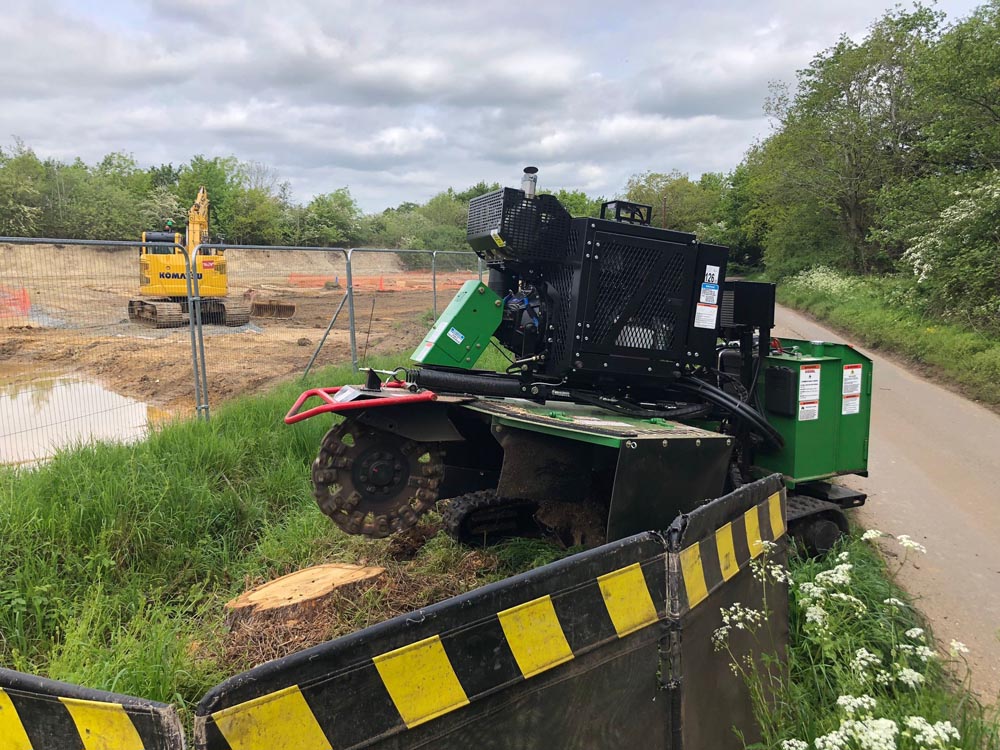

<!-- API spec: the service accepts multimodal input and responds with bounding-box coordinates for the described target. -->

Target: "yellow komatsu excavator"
[128,187,252,328]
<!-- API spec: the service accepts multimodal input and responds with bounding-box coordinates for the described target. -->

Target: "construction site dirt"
[0,243,478,413]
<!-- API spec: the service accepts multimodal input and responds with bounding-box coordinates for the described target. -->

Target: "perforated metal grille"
[467,189,571,263]
[467,189,504,237]
[590,240,688,352]
[546,226,579,370]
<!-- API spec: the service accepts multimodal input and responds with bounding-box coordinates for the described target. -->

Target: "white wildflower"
[845,718,899,750]
[712,625,731,650]
[914,645,937,663]
[898,643,915,655]
[837,551,851,562]
[836,694,877,717]
[896,667,925,689]
[903,716,961,746]
[815,563,853,587]
[781,740,808,750]
[799,582,826,600]
[851,647,882,673]
[883,597,907,608]
[805,604,828,627]
[904,627,924,640]
[760,540,778,554]
[949,639,969,656]
[817,718,899,750]
[768,562,791,583]
[874,670,892,686]
[897,535,927,554]
[814,727,848,750]
[719,602,764,632]
[861,529,884,541]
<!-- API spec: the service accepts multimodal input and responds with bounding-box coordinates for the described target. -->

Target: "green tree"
[542,189,604,218]
[176,156,240,238]
[0,140,45,236]
[624,170,722,231]
[299,189,361,247]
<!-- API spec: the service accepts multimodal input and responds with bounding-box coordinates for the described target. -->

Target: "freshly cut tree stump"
[225,563,385,628]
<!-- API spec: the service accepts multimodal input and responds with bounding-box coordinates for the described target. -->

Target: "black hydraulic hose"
[409,367,529,398]
[571,391,708,420]
[672,376,785,450]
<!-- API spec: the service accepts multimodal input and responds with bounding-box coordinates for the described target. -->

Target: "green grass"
[774,268,1000,406]
[0,352,564,719]
[753,535,1000,749]
[2,344,995,745]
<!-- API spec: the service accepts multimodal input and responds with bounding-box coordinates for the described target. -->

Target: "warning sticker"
[333,386,362,403]
[694,303,718,329]
[447,327,465,345]
[704,265,721,284]
[842,394,861,415]
[799,401,819,421]
[490,228,506,248]
[202,259,215,270]
[799,364,821,402]
[843,364,863,396]
[699,282,720,305]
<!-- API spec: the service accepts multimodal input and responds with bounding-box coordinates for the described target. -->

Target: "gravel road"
[774,305,1000,702]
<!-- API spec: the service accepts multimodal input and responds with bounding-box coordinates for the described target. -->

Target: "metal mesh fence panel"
[191,246,480,415]
[1,240,482,464]
[0,239,199,465]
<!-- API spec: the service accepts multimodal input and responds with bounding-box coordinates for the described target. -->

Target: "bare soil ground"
[0,244,477,412]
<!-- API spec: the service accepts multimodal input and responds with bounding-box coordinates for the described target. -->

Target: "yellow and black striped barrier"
[0,668,183,750]
[195,474,787,750]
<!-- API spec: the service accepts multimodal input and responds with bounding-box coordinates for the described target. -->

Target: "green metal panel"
[755,338,872,485]
[464,400,728,449]
[410,280,503,368]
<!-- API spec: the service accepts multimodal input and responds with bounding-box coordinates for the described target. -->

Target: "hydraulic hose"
[671,376,785,450]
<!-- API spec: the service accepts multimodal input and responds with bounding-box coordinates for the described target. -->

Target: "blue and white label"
[700,282,719,305]
[447,327,465,345]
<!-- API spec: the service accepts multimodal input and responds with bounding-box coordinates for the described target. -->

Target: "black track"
[441,490,540,546]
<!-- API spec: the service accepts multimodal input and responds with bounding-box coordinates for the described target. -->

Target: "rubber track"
[441,490,540,546]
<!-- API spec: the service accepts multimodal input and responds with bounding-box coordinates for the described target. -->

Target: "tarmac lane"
[774,304,1000,703]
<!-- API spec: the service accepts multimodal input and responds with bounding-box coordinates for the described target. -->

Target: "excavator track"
[127,299,188,328]
[219,298,251,327]
[311,420,445,538]
[441,490,541,546]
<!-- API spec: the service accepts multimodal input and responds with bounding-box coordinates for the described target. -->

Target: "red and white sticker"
[842,395,860,415]
[842,364,862,395]
[694,303,718,329]
[798,364,821,421]
[842,363,863,415]
[202,259,215,270]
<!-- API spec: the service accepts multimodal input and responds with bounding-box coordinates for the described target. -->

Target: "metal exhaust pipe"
[521,166,538,198]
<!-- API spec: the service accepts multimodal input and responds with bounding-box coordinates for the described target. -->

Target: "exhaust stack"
[521,166,538,198]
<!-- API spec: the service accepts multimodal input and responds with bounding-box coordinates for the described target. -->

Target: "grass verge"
[773,268,1000,407]
[0,351,563,721]
[738,533,1000,749]
[2,348,996,745]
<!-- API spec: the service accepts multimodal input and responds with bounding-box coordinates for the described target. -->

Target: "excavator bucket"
[250,298,296,319]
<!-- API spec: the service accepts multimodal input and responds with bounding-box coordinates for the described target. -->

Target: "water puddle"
[1,372,162,465]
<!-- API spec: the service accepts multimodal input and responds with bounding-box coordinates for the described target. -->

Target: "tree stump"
[225,563,385,628]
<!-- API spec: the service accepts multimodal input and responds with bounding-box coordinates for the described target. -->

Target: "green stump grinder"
[287,167,872,553]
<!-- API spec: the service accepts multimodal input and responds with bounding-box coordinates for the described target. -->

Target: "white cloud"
[0,0,983,211]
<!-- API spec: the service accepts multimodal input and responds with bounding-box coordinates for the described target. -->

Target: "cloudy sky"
[0,0,982,212]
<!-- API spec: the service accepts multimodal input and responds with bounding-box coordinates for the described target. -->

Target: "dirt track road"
[774,306,1000,702]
